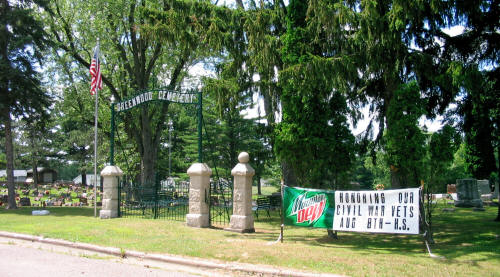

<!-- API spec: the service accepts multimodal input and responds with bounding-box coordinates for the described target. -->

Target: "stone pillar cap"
[238,152,250,163]
[187,163,212,176]
[100,165,123,177]
[232,152,255,176]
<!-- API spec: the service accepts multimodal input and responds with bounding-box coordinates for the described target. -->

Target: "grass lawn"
[252,185,280,199]
[0,204,499,276]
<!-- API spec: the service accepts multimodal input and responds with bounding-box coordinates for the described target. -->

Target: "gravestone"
[19,197,31,206]
[350,182,361,191]
[477,179,493,201]
[454,179,483,208]
[493,182,499,199]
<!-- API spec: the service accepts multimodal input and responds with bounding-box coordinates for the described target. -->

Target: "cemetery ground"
[0,201,499,277]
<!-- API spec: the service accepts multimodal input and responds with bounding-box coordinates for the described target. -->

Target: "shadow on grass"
[0,206,99,217]
[2,205,499,265]
[252,207,500,263]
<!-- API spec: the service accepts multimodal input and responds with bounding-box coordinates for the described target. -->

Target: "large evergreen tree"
[441,0,499,220]
[307,0,464,188]
[384,81,427,188]
[0,0,51,209]
[275,0,355,188]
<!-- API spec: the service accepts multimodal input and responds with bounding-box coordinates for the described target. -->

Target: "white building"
[72,174,102,186]
[0,170,28,183]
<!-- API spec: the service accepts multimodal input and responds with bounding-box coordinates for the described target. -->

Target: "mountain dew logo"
[290,193,327,224]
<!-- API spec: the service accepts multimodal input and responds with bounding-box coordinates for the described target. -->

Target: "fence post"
[100,165,123,219]
[186,163,212,228]
[226,152,255,233]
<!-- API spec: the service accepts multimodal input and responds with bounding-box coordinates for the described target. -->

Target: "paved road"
[0,238,234,277]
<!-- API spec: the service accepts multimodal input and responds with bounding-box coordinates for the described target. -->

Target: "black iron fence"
[118,177,189,220]
[118,175,233,227]
[209,179,233,227]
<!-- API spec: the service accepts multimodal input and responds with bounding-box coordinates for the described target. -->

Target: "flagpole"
[94,80,98,217]
[93,39,100,218]
[280,179,284,243]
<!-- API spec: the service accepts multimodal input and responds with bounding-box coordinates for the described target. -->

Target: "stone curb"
[0,231,342,277]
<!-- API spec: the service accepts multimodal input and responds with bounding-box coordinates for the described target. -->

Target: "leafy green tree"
[17,116,56,187]
[0,151,5,169]
[461,72,497,180]
[352,154,375,190]
[1,0,51,209]
[445,143,469,183]
[426,125,461,193]
[43,0,234,185]
[42,46,109,185]
[364,151,391,189]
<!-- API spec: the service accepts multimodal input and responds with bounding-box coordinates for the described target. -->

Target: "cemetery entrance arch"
[109,88,233,225]
[110,88,201,220]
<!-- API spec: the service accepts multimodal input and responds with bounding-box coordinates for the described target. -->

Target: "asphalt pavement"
[0,232,342,277]
[0,237,230,277]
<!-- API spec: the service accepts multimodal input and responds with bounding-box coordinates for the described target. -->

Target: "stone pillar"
[226,152,255,233]
[99,165,123,219]
[186,163,212,228]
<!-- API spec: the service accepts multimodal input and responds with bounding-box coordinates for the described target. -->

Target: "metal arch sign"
[115,89,198,113]
[109,88,203,166]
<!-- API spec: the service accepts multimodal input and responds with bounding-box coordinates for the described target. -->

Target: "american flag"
[89,43,102,95]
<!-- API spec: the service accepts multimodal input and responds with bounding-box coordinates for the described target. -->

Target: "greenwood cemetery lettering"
[116,90,197,112]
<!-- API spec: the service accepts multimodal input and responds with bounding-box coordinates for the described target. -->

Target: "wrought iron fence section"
[156,180,189,221]
[118,177,189,221]
[209,179,233,227]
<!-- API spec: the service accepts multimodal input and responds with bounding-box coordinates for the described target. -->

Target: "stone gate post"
[100,165,123,219]
[226,152,255,233]
[186,163,212,228]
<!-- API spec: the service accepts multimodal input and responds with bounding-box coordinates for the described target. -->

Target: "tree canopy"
[1,0,498,209]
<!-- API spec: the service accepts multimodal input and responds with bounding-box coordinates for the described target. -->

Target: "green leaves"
[384,81,426,187]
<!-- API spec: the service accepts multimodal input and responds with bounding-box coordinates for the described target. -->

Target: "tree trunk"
[495,183,499,222]
[81,170,87,186]
[281,161,297,187]
[140,150,157,186]
[139,108,159,186]
[496,146,500,221]
[3,107,17,209]
[33,161,38,187]
[33,163,39,187]
[420,190,434,244]
[327,229,338,239]
[257,173,262,195]
[390,170,402,189]
[29,131,39,188]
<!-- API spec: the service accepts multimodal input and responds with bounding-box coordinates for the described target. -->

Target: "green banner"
[283,186,335,228]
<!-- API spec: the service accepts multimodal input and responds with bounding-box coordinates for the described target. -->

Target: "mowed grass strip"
[0,204,499,276]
